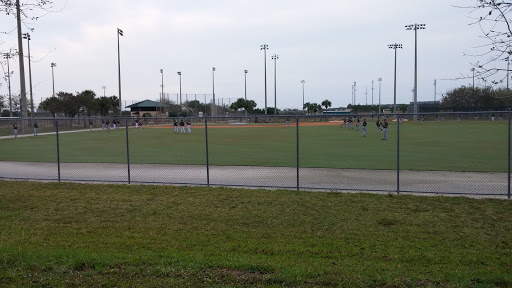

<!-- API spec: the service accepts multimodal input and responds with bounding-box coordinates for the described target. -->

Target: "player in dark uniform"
[286,117,290,127]
[13,123,18,139]
[348,118,353,130]
[173,120,178,133]
[33,121,38,136]
[356,118,361,131]
[187,120,192,133]
[179,119,185,133]
[382,119,389,140]
[106,119,110,131]
[89,120,93,132]
[376,118,382,135]
[362,119,367,136]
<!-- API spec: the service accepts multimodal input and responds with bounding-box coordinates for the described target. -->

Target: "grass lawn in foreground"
[0,120,507,172]
[0,181,511,287]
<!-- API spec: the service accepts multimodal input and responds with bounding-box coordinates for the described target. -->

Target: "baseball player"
[362,119,367,136]
[179,119,185,133]
[89,120,93,132]
[457,114,461,122]
[382,119,388,140]
[33,121,38,136]
[376,118,382,135]
[135,119,139,128]
[286,117,290,127]
[356,118,361,131]
[13,122,18,139]
[187,120,192,133]
[173,120,178,133]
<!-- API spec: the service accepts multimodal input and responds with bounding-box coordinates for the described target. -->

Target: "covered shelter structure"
[126,100,167,117]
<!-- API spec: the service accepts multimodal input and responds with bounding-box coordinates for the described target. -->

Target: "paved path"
[0,161,508,198]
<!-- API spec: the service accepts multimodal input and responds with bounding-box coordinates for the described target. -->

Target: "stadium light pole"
[117,28,123,115]
[406,23,426,120]
[471,68,475,89]
[506,56,510,90]
[272,54,279,114]
[244,70,248,101]
[23,33,34,118]
[160,69,164,103]
[388,43,402,113]
[300,80,305,114]
[378,78,382,114]
[177,71,182,106]
[51,62,57,98]
[212,67,216,116]
[3,53,13,117]
[260,44,269,114]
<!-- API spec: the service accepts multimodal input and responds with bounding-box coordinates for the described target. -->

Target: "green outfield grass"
[0,181,511,287]
[0,120,508,172]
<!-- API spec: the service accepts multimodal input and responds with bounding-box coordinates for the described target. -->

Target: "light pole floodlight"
[177,71,181,75]
[51,62,57,67]
[245,70,248,73]
[406,23,426,120]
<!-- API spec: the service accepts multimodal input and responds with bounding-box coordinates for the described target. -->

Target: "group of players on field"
[340,116,389,140]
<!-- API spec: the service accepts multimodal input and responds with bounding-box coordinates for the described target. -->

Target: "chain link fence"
[0,112,510,198]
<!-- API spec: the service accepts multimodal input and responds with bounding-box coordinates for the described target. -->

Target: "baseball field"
[0,119,507,172]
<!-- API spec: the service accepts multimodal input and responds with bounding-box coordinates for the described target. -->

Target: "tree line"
[39,90,120,117]
[441,86,512,110]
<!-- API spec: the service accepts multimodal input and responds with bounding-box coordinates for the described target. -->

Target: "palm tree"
[321,99,332,111]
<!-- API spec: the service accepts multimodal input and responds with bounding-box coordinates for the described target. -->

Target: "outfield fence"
[0,111,510,198]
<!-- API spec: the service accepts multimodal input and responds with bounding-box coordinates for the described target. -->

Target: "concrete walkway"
[0,161,508,198]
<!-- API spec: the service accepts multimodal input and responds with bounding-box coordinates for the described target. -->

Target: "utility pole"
[23,33,34,118]
[3,53,13,117]
[388,43,403,113]
[371,80,374,106]
[16,0,28,133]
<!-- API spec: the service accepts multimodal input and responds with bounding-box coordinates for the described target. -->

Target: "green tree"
[39,96,61,117]
[76,90,97,116]
[321,99,332,111]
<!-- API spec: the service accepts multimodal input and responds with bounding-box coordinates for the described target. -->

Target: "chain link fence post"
[508,110,511,199]
[205,117,210,187]
[296,115,300,191]
[397,113,400,195]
[55,118,61,182]
[126,119,131,184]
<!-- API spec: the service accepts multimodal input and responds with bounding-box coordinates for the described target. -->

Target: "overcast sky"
[0,0,498,111]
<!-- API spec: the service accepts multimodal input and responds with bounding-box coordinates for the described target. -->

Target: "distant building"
[126,100,167,117]
[408,101,440,114]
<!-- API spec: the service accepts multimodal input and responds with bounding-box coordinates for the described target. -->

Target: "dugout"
[126,100,167,117]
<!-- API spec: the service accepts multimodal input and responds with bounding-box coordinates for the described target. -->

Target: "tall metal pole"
[372,80,374,106]
[507,56,510,90]
[365,86,368,105]
[15,0,28,133]
[244,70,248,101]
[301,80,305,114]
[471,68,475,89]
[434,79,437,101]
[354,82,357,105]
[272,54,278,114]
[23,33,34,117]
[102,86,106,97]
[406,23,426,121]
[261,44,269,114]
[388,43,402,113]
[51,62,56,98]
[4,53,13,117]
[117,28,123,116]
[160,69,164,103]
[378,78,382,114]
[212,67,216,116]
[178,71,182,106]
